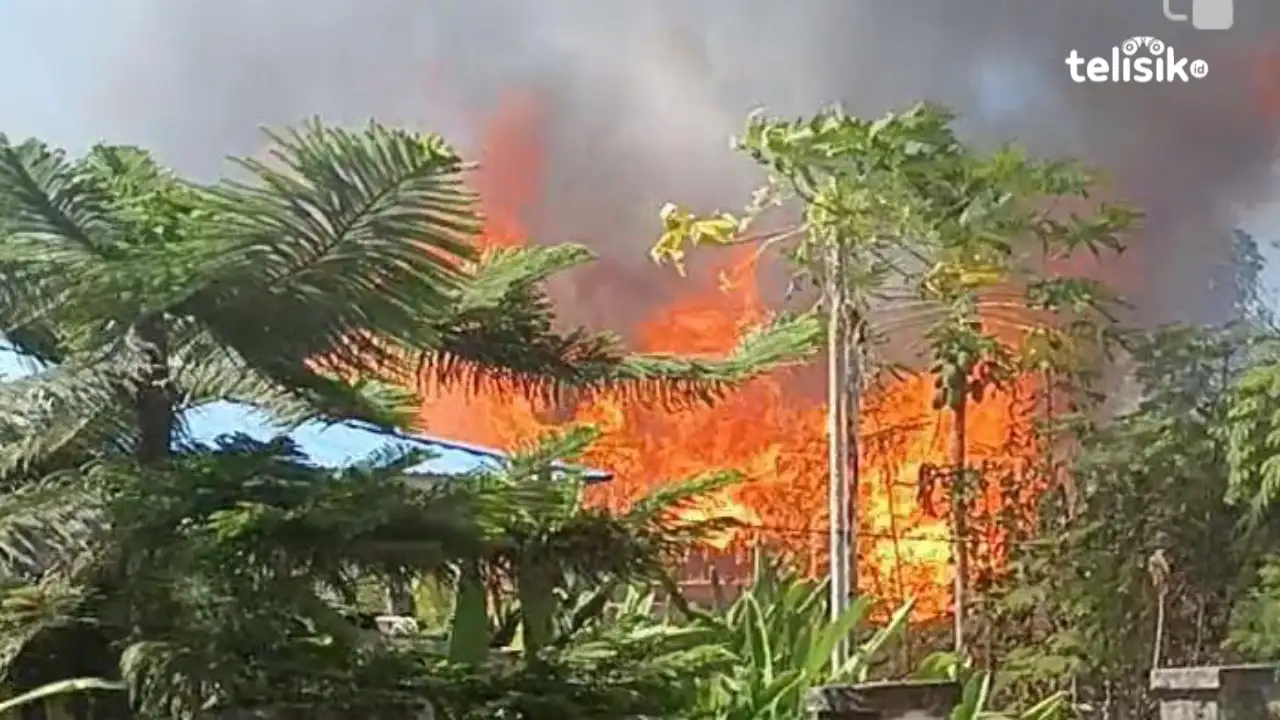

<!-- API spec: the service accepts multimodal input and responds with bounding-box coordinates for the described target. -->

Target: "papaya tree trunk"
[825,240,853,672]
[951,394,969,656]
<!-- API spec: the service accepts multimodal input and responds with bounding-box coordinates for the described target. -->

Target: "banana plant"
[689,550,915,719]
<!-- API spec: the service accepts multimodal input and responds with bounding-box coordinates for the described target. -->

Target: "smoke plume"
[60,0,1280,326]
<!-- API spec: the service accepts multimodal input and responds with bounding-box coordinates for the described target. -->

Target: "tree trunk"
[448,562,489,664]
[825,242,852,672]
[846,313,862,602]
[131,315,173,465]
[951,394,969,656]
[517,559,556,655]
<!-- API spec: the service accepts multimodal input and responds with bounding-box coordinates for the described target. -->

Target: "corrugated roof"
[393,430,614,484]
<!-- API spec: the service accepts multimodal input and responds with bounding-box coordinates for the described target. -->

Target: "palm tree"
[0,120,821,716]
[438,425,742,661]
[0,123,819,472]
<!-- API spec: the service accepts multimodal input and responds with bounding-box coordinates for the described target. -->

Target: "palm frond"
[607,310,822,393]
[625,470,743,525]
[500,424,600,480]
[168,327,316,426]
[265,370,428,430]
[0,475,105,578]
[181,120,479,383]
[0,140,195,362]
[0,136,113,267]
[167,323,424,430]
[423,290,823,408]
[0,577,96,683]
[0,139,102,360]
[0,366,134,478]
[453,244,595,313]
[117,440,483,581]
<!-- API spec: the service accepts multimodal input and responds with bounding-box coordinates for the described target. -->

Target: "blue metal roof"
[389,429,614,484]
[176,402,614,482]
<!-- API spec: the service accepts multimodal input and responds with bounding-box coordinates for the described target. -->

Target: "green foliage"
[683,552,914,719]
[1207,229,1280,520]
[911,653,1069,720]
[0,430,748,716]
[654,103,967,298]
[1065,328,1245,672]
[429,584,731,719]
[1226,358,1280,521]
[0,120,821,478]
[0,115,825,715]
[651,103,1131,380]
[10,102,1280,720]
[987,323,1280,716]
[442,426,745,664]
[1228,555,1280,661]
[655,102,1133,666]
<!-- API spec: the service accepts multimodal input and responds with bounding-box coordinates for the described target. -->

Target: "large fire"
[417,95,1042,619]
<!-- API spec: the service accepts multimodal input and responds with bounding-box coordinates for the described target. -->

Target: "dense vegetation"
[0,104,1278,718]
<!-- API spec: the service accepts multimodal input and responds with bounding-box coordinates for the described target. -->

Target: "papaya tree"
[655,103,972,667]
[904,137,1130,655]
[652,102,1133,661]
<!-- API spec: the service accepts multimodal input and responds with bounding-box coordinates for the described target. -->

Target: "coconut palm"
[0,119,821,716]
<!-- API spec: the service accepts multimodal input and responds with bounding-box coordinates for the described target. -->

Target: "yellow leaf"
[650,235,689,276]
[957,265,1003,287]
[651,204,744,276]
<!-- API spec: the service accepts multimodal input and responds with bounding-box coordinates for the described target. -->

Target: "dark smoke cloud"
[30,0,1280,327]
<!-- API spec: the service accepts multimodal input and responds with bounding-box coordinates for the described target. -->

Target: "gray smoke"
[21,0,1280,328]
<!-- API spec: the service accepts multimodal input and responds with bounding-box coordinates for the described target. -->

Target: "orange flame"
[418,96,1042,619]
[474,92,546,250]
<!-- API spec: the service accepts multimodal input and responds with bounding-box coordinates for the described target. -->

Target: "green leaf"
[951,672,993,720]
[740,592,775,682]
[804,595,871,677]
[845,598,915,682]
[748,669,804,717]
